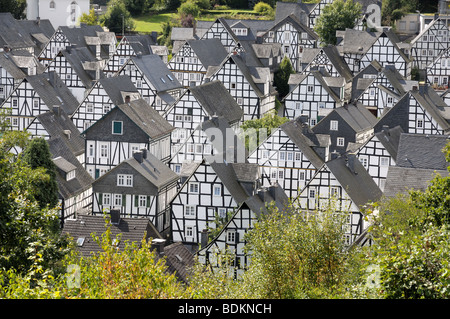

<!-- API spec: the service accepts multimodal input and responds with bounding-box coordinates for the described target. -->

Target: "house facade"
[92,149,179,237]
[83,99,173,179]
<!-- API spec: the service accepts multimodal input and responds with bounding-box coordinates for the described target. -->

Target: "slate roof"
[279,119,325,169]
[325,154,383,209]
[187,80,244,123]
[17,18,55,55]
[62,215,162,257]
[0,51,28,80]
[395,134,450,170]
[0,12,36,51]
[25,72,79,115]
[98,75,140,105]
[187,38,228,68]
[116,98,174,140]
[274,2,312,24]
[49,136,93,201]
[36,110,84,157]
[373,125,404,161]
[131,54,183,93]
[384,166,449,197]
[59,46,105,88]
[125,34,156,56]
[162,242,195,284]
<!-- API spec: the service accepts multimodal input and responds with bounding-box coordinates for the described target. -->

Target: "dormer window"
[66,169,76,181]
[232,28,248,36]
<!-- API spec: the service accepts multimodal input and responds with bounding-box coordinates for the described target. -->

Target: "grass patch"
[133,13,175,33]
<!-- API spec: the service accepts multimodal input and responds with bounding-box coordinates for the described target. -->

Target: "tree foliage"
[381,0,419,26]
[79,8,99,26]
[100,0,135,34]
[314,0,362,45]
[22,137,59,209]
[0,0,27,19]
[0,131,69,274]
[273,56,295,100]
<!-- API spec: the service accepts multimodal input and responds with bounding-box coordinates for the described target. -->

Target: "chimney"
[382,125,390,136]
[345,153,357,174]
[257,187,267,201]
[133,150,144,163]
[53,105,61,115]
[63,130,71,140]
[200,229,209,248]
[110,209,121,225]
[151,238,166,255]
[125,95,131,104]
[330,151,340,160]
[140,148,148,160]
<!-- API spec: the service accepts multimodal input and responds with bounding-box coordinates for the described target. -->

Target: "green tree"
[0,0,27,20]
[22,137,59,209]
[239,112,288,152]
[381,0,418,26]
[178,1,201,18]
[0,131,69,274]
[254,2,274,18]
[100,0,135,34]
[79,8,99,25]
[314,0,362,45]
[273,56,295,100]
[238,201,359,298]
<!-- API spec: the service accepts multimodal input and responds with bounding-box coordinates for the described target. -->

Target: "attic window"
[160,77,166,83]
[49,1,55,9]
[66,169,76,181]
[76,237,85,246]
[167,74,174,81]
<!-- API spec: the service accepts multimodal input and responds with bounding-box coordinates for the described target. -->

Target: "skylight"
[76,237,85,246]
[160,77,166,83]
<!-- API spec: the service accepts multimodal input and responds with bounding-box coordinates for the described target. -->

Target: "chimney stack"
[151,238,166,255]
[345,153,357,174]
[133,150,144,163]
[110,209,121,225]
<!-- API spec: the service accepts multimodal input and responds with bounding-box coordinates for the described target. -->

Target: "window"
[262,150,269,159]
[138,195,147,207]
[49,1,55,9]
[11,117,18,127]
[295,152,301,161]
[189,182,199,193]
[88,144,94,157]
[287,152,293,161]
[0,86,4,98]
[337,137,345,147]
[218,208,226,219]
[86,103,93,113]
[417,119,424,128]
[112,121,123,135]
[66,170,76,181]
[299,171,305,180]
[330,120,338,131]
[100,144,109,158]
[295,102,302,110]
[33,99,39,109]
[278,170,284,180]
[307,85,313,93]
[103,104,110,114]
[380,157,389,166]
[227,231,236,243]
[213,185,221,196]
[186,143,194,154]
[185,206,196,216]
[387,96,393,105]
[174,164,181,174]
[369,88,376,96]
[359,156,368,169]
[113,194,122,207]
[136,80,142,88]
[195,144,203,154]
[330,187,339,197]
[308,188,316,199]
[278,151,286,161]
[103,193,111,206]
[185,226,194,238]
[117,174,133,187]
[12,98,18,108]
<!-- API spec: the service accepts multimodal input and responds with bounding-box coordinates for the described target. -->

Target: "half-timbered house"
[351,125,403,191]
[83,98,174,179]
[299,46,353,82]
[206,53,276,120]
[426,47,450,91]
[16,18,55,57]
[198,18,242,54]
[260,14,318,71]
[247,118,325,199]
[198,184,290,277]
[283,70,345,123]
[351,61,417,117]
[311,102,377,156]
[374,83,450,135]
[45,45,105,103]
[294,153,382,245]
[117,54,184,114]
[92,149,179,238]
[409,17,450,69]
[164,80,243,156]
[0,71,78,133]
[170,154,260,251]
[70,75,140,132]
[103,34,156,77]
[168,38,228,88]
[338,29,410,77]
[38,24,116,67]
